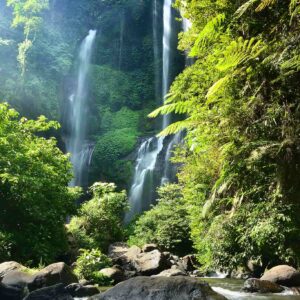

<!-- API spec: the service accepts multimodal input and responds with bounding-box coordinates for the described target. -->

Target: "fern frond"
[290,0,300,21]
[190,14,225,56]
[255,0,276,12]
[217,37,265,72]
[234,0,259,18]
[148,101,194,118]
[281,55,300,73]
[157,120,192,137]
[206,75,231,102]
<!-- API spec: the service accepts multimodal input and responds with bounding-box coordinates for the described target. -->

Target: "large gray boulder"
[23,283,73,300]
[89,276,227,300]
[243,278,284,293]
[0,262,23,280]
[2,270,33,289]
[261,265,300,287]
[99,266,125,283]
[30,262,78,289]
[134,250,168,275]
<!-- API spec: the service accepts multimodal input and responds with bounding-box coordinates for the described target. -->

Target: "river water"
[203,278,300,300]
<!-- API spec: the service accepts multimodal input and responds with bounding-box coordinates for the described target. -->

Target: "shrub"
[128,184,193,256]
[74,248,112,285]
[68,182,129,252]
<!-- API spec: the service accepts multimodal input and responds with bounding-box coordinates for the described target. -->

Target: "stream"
[203,278,300,300]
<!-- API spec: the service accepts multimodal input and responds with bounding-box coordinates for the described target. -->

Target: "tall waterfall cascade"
[66,30,97,187]
[126,0,182,222]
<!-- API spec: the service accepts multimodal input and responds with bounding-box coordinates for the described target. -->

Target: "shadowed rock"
[89,276,228,300]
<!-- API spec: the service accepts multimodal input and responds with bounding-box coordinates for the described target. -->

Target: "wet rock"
[243,278,284,293]
[261,265,300,287]
[99,266,125,283]
[142,244,158,253]
[89,276,227,300]
[0,262,23,280]
[66,283,99,297]
[23,283,73,300]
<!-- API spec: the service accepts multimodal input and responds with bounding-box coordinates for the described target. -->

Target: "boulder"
[2,270,33,289]
[65,283,99,297]
[30,262,78,290]
[154,266,187,277]
[243,278,284,293]
[23,283,73,300]
[0,282,25,300]
[89,276,227,300]
[142,244,158,253]
[261,265,300,287]
[99,266,125,283]
[181,255,197,272]
[0,262,23,280]
[134,250,168,276]
[111,245,141,270]
[108,243,130,262]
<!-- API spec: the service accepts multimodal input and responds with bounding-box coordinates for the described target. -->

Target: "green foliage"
[150,0,300,271]
[0,103,79,264]
[128,184,192,256]
[91,128,138,186]
[68,182,129,252]
[74,248,112,285]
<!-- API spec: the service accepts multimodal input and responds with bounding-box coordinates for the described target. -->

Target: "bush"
[90,128,137,186]
[0,103,79,265]
[68,182,129,252]
[74,248,112,285]
[128,184,193,256]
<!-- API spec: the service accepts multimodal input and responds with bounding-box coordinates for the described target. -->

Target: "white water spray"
[66,30,97,186]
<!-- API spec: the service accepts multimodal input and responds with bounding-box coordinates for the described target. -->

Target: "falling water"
[162,0,172,129]
[66,30,97,187]
[126,0,177,221]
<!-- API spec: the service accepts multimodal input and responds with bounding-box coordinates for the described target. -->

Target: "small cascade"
[125,137,163,223]
[66,30,97,187]
[126,0,177,221]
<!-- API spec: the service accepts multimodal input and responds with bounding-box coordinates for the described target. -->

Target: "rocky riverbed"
[1,243,300,299]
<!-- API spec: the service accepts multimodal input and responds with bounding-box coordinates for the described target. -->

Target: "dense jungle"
[1,0,300,299]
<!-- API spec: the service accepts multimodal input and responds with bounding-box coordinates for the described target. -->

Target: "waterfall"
[126,0,178,222]
[162,0,172,129]
[66,30,97,187]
